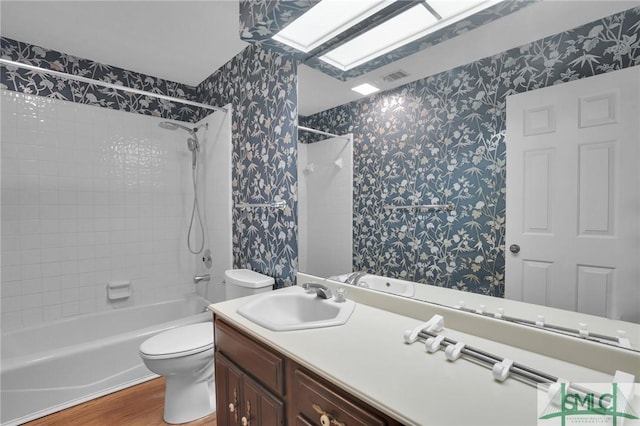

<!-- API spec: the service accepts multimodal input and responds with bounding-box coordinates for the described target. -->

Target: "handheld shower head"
[187,137,199,152]
[187,137,199,169]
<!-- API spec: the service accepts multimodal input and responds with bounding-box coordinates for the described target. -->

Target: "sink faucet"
[302,283,332,299]
[344,271,367,286]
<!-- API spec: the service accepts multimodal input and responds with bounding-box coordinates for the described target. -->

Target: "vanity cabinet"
[214,317,402,426]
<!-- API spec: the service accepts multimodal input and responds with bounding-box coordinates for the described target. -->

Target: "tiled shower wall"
[1,90,195,332]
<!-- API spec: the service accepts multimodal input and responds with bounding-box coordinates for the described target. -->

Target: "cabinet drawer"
[291,368,388,426]
[215,318,284,396]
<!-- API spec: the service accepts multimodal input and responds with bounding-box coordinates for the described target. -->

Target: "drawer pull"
[243,399,252,425]
[230,387,239,413]
[312,403,346,426]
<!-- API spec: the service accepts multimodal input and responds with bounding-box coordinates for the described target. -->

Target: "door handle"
[509,244,520,254]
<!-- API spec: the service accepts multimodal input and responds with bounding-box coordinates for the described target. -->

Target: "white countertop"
[209,286,622,426]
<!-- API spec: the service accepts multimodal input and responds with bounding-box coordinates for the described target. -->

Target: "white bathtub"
[0,295,212,426]
[330,273,416,297]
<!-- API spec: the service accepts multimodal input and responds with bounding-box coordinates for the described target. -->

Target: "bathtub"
[0,294,212,426]
[329,272,415,297]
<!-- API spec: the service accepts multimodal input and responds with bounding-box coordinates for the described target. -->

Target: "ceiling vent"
[382,69,409,82]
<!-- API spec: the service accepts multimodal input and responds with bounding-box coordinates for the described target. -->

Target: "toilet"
[139,269,274,424]
[224,268,275,299]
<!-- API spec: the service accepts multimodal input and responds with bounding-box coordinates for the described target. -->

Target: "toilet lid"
[140,322,213,358]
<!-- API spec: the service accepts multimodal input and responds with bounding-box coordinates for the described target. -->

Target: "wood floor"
[24,378,217,426]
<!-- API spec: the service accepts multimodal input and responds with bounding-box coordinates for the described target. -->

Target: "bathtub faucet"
[193,274,210,284]
[345,271,367,286]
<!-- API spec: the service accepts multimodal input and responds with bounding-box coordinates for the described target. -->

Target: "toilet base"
[163,375,216,424]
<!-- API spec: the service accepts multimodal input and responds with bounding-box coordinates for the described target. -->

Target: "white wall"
[192,106,233,303]
[298,135,353,277]
[0,90,206,332]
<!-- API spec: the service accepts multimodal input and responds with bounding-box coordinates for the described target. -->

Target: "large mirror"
[296,1,640,350]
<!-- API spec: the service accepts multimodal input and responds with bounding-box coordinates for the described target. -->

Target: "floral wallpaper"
[301,7,640,297]
[239,0,315,43]
[196,45,298,288]
[239,0,534,81]
[0,37,202,122]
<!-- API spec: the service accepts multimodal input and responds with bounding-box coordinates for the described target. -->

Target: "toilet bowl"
[138,270,273,423]
[139,322,215,424]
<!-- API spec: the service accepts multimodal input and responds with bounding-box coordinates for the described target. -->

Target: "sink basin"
[236,287,355,331]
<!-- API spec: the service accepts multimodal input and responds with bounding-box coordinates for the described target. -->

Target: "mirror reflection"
[297,2,640,349]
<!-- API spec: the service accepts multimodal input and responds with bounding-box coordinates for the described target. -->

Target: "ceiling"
[0,1,248,86]
[1,1,638,117]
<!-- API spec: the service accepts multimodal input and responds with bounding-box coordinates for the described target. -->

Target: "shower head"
[187,136,199,169]
[159,121,206,169]
[187,137,199,153]
[158,121,195,134]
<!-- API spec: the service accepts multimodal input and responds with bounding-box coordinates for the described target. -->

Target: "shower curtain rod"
[298,125,350,140]
[0,58,227,112]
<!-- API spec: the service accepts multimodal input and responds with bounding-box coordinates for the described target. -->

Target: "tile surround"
[1,89,195,331]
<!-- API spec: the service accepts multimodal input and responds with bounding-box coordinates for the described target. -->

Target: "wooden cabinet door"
[216,351,284,426]
[243,373,285,426]
[215,353,243,426]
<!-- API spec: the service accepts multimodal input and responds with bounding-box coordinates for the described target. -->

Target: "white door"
[505,66,640,323]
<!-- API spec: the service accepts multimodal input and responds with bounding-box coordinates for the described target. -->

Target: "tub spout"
[193,274,210,284]
[345,271,368,286]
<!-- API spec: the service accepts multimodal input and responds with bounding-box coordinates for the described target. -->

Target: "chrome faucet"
[302,283,332,299]
[193,274,210,284]
[344,271,368,286]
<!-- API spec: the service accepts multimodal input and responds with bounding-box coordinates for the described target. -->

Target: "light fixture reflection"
[352,83,380,95]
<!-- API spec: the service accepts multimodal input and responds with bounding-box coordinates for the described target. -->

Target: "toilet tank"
[224,269,274,300]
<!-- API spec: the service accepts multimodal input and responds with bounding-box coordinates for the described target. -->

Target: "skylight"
[319,0,501,71]
[320,4,437,71]
[272,0,396,53]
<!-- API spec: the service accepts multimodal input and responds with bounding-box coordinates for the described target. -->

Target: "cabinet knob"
[241,416,249,426]
[228,403,235,413]
[320,414,331,426]
[312,403,346,426]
